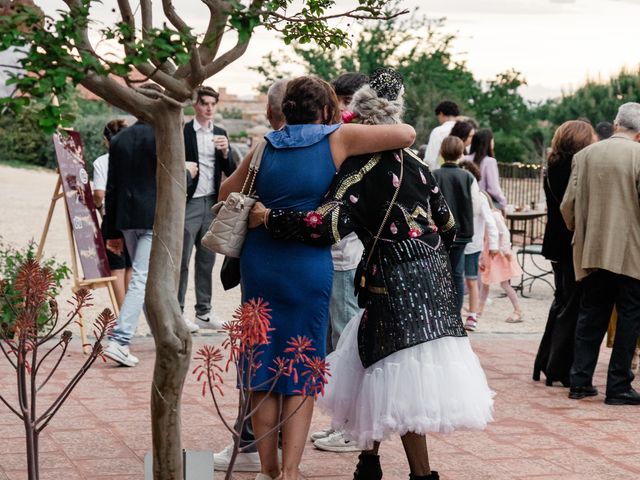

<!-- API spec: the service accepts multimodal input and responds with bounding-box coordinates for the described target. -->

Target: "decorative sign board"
[52,130,111,280]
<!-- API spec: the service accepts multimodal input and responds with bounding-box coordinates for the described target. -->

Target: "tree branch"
[80,73,157,122]
[140,0,153,37]
[36,341,69,393]
[204,36,250,78]
[114,0,188,97]
[131,85,190,109]
[263,7,410,23]
[141,0,176,75]
[61,0,100,59]
[0,392,22,420]
[161,0,191,33]
[198,0,229,65]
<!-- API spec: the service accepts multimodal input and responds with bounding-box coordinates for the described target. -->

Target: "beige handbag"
[202,141,266,258]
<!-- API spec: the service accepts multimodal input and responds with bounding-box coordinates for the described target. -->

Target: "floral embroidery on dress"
[390,222,398,234]
[431,185,439,194]
[349,194,359,204]
[420,169,427,185]
[392,172,400,187]
[303,212,323,228]
[408,228,423,238]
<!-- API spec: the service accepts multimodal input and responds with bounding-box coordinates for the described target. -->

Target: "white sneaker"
[313,431,360,453]
[103,340,139,367]
[195,312,224,330]
[214,443,261,472]
[183,317,200,333]
[310,427,334,442]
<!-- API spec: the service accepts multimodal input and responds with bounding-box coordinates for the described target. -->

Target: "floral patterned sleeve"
[266,160,362,246]
[426,169,457,249]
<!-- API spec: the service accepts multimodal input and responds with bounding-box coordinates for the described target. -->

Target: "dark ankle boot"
[409,471,439,480]
[353,452,382,480]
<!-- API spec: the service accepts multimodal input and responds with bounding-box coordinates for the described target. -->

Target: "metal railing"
[498,162,546,242]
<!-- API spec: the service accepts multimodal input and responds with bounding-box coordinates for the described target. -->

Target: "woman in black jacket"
[533,120,596,386]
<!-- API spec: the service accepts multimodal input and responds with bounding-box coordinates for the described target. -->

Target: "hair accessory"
[341,111,357,124]
[369,68,403,101]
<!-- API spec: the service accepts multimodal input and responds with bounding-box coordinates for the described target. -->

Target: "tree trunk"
[145,104,192,480]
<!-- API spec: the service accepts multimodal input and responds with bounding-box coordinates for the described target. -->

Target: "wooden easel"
[36,173,119,354]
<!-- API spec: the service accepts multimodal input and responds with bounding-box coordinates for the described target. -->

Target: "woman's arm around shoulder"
[329,123,416,168]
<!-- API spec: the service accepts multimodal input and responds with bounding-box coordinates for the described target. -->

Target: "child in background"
[479,196,524,323]
[433,136,482,313]
[459,161,499,331]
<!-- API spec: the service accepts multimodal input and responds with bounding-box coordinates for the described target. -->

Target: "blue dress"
[240,124,339,395]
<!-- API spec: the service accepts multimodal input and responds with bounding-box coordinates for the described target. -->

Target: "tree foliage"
[0,0,406,130]
[537,67,640,128]
[252,11,541,162]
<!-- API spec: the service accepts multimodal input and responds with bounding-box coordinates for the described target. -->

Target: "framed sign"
[52,130,111,280]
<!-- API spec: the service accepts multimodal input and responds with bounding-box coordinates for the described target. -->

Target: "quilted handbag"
[202,141,266,258]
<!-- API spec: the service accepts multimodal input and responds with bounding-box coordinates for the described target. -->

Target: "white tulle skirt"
[317,313,495,450]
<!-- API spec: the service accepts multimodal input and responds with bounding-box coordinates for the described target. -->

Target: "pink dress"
[480,210,522,284]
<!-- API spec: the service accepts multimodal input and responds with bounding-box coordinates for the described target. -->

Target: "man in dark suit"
[179,86,237,330]
[103,113,157,367]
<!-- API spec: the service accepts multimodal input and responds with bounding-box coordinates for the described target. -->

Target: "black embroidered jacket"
[267,148,467,367]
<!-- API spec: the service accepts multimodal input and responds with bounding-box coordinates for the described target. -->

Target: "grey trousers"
[178,196,216,316]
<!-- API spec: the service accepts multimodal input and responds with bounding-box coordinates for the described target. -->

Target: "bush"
[0,96,128,175]
[0,240,70,331]
[0,108,56,168]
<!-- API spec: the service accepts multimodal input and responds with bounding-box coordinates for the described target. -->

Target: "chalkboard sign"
[52,131,111,280]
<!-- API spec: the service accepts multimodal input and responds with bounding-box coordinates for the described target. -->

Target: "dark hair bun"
[282,76,340,125]
[282,99,297,110]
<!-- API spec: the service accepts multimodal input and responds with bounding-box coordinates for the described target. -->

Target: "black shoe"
[353,452,382,480]
[604,388,640,405]
[546,378,571,388]
[409,472,439,480]
[568,385,598,399]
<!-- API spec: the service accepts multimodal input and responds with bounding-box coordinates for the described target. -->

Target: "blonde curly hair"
[349,85,404,126]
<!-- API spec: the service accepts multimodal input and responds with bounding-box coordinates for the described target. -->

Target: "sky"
[34,0,640,101]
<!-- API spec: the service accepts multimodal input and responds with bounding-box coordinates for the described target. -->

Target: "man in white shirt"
[179,86,236,330]
[423,100,460,171]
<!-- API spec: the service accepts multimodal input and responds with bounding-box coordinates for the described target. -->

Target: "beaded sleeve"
[266,156,368,246]
[267,150,457,249]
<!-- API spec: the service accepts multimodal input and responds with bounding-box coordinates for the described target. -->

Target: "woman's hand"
[249,201,269,229]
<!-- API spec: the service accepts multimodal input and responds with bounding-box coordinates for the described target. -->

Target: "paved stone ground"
[1,335,639,480]
[3,164,640,479]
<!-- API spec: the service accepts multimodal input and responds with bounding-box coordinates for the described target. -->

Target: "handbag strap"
[361,150,404,275]
[241,140,267,195]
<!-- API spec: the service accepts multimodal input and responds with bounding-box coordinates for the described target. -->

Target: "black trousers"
[533,260,580,385]
[570,270,640,396]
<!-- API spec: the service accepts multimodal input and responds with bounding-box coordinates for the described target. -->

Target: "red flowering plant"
[193,298,330,480]
[0,259,115,480]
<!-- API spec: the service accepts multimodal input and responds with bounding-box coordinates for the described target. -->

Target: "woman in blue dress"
[219,76,416,480]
